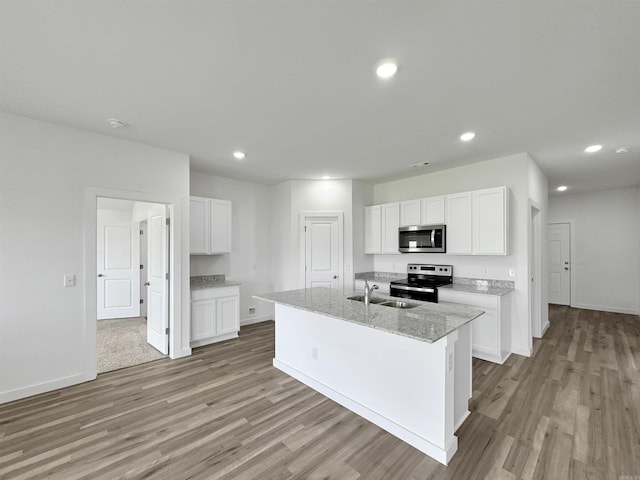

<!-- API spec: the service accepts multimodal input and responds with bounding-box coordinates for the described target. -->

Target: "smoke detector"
[107,118,127,128]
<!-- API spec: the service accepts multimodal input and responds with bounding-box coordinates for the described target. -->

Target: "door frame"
[547,220,575,308]
[298,211,344,290]
[528,200,543,338]
[83,187,190,382]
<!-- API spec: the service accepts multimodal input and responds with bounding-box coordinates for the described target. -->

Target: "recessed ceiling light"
[584,144,602,153]
[375,59,398,79]
[615,146,630,154]
[232,151,246,160]
[460,132,476,142]
[107,118,127,128]
[321,175,332,180]
[557,185,568,192]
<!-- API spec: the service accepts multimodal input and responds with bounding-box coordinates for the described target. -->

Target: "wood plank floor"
[1,305,639,479]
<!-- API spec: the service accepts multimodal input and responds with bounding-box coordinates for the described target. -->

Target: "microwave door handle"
[431,229,435,247]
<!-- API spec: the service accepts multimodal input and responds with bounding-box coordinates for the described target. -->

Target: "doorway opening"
[96,197,169,373]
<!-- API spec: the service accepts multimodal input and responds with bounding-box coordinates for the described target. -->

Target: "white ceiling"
[1,1,639,195]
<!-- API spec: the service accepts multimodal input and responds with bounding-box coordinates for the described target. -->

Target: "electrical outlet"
[509,269,516,277]
[312,347,318,360]
[248,307,256,316]
[482,266,489,276]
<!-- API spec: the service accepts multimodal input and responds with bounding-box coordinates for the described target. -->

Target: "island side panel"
[273,303,459,464]
[453,322,472,431]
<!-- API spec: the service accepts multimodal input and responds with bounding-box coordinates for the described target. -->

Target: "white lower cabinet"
[191,286,240,347]
[439,289,512,364]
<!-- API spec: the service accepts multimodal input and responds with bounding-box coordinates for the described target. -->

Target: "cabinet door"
[216,295,239,336]
[364,205,381,254]
[446,192,473,255]
[420,196,445,225]
[191,297,216,341]
[381,203,400,254]
[190,197,210,254]
[210,200,232,254]
[471,309,499,359]
[473,187,507,255]
[399,200,421,227]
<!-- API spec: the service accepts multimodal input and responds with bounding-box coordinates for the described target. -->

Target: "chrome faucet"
[363,280,379,305]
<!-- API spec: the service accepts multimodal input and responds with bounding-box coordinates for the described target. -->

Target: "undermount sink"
[347,296,419,309]
[347,295,386,304]
[379,300,419,309]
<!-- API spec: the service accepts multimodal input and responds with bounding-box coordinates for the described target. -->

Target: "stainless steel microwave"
[398,224,446,253]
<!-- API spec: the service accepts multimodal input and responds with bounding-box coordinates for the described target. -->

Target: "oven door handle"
[391,285,435,293]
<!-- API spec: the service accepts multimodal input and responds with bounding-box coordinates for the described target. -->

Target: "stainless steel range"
[389,264,453,303]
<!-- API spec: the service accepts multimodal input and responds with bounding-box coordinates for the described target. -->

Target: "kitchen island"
[254,287,484,464]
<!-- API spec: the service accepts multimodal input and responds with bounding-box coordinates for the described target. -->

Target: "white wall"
[352,180,374,278]
[549,187,640,314]
[190,172,274,324]
[267,179,355,292]
[371,153,545,356]
[0,113,190,403]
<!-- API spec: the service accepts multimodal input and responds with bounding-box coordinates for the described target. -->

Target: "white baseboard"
[240,314,272,326]
[572,303,639,315]
[171,347,192,359]
[511,345,533,357]
[273,358,457,465]
[541,321,550,336]
[0,373,86,405]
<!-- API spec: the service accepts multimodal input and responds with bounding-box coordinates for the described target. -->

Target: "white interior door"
[304,216,342,290]
[548,223,571,305]
[147,207,169,354]
[97,210,140,320]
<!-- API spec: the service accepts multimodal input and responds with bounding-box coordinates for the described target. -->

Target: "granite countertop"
[190,275,241,290]
[441,283,514,296]
[253,287,483,344]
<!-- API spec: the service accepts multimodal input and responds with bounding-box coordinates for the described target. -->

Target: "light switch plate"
[64,274,76,287]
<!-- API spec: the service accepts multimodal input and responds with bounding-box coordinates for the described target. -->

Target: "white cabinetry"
[446,192,473,255]
[420,196,445,225]
[445,187,508,256]
[191,286,240,347]
[439,289,512,364]
[364,203,400,254]
[399,200,421,227]
[190,196,232,255]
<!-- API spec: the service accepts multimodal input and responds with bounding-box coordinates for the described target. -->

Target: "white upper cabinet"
[420,196,445,225]
[399,200,421,227]
[380,203,400,254]
[190,196,232,255]
[365,203,400,254]
[473,187,508,255]
[209,199,232,254]
[190,197,210,254]
[364,205,382,254]
[446,192,473,255]
[446,186,508,256]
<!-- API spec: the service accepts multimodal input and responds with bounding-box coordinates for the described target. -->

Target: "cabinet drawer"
[438,289,499,309]
[191,286,239,301]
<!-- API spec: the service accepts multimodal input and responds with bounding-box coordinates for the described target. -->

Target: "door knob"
[97,274,104,277]
[144,282,150,286]
[333,275,338,279]
[564,267,569,271]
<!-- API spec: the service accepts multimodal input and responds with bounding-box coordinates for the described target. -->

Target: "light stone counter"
[190,274,241,290]
[441,283,513,296]
[254,287,483,343]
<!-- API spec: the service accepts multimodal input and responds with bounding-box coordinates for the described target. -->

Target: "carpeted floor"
[97,317,166,373]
